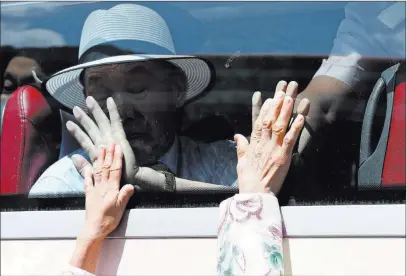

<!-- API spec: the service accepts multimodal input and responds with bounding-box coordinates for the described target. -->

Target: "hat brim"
[45,54,215,111]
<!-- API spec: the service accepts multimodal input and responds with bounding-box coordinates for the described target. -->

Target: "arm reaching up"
[218,88,307,275]
[63,144,134,275]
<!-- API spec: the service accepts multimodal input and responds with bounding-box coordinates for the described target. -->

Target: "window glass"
[1,1,405,211]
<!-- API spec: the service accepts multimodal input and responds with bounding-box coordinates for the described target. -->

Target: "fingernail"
[297,98,310,114]
[252,91,261,105]
[72,106,80,117]
[289,81,298,86]
[297,114,304,122]
[107,97,114,107]
[66,121,74,131]
[86,96,94,108]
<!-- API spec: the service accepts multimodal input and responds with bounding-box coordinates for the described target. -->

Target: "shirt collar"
[158,136,179,174]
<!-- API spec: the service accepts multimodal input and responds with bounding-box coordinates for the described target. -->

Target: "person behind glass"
[1,47,77,100]
[29,3,310,196]
[62,88,306,275]
[1,51,46,99]
[254,2,405,158]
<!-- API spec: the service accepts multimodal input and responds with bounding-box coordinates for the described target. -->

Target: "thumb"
[234,134,249,159]
[71,154,93,178]
[118,184,135,207]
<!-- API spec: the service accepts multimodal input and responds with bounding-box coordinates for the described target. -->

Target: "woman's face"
[83,61,187,165]
[2,56,44,94]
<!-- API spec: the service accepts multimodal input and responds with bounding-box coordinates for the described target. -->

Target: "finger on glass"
[285,81,298,98]
[251,98,273,142]
[86,96,112,134]
[94,146,106,184]
[102,143,115,183]
[275,80,287,93]
[274,90,285,100]
[109,144,123,185]
[289,97,310,128]
[296,98,310,116]
[72,106,101,144]
[282,114,305,153]
[107,97,126,137]
[252,91,262,127]
[84,167,94,193]
[271,96,294,145]
[261,96,284,140]
[66,121,98,161]
[72,155,94,185]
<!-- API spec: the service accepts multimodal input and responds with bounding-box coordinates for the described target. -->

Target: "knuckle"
[103,158,113,167]
[78,163,89,173]
[251,132,261,142]
[253,124,263,136]
[275,155,288,167]
[94,169,102,176]
[114,129,126,139]
[272,123,285,134]
[272,97,282,106]
[105,137,115,144]
[262,119,271,130]
[109,164,121,171]
[285,96,293,105]
[254,120,262,130]
[283,134,294,146]
[263,98,273,106]
[294,119,304,130]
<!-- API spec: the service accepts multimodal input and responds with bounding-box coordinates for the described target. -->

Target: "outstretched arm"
[63,144,134,275]
[218,84,307,275]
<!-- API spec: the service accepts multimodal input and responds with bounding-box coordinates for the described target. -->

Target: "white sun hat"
[44,4,214,111]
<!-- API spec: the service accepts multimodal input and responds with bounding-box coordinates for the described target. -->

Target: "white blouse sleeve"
[314,2,405,89]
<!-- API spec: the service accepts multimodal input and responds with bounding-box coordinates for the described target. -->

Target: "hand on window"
[252,81,310,129]
[235,83,309,195]
[80,144,134,240]
[68,96,174,192]
[66,96,137,185]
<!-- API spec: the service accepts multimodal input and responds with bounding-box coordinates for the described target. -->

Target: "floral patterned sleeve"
[217,193,284,276]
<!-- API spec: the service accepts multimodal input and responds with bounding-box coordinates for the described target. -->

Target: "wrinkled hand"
[80,144,134,241]
[69,96,172,191]
[235,84,308,195]
[251,81,310,132]
[67,96,136,184]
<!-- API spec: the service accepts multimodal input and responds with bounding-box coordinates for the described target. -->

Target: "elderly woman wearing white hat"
[28,4,236,195]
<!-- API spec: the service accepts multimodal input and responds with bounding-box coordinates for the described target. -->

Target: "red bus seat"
[381,81,406,187]
[0,86,60,194]
[359,63,406,189]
